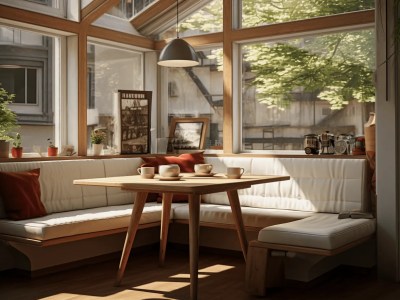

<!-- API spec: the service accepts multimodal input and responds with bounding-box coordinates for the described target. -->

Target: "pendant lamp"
[158,0,199,67]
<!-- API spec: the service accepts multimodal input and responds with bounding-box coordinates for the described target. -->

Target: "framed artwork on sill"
[118,90,152,154]
[168,117,209,153]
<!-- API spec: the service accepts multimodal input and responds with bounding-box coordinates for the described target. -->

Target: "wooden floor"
[1,246,400,300]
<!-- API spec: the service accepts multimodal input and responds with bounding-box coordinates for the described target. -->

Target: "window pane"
[241,28,375,151]
[241,0,374,28]
[163,47,223,150]
[27,68,37,104]
[107,0,157,19]
[159,0,222,40]
[87,42,143,154]
[0,68,25,103]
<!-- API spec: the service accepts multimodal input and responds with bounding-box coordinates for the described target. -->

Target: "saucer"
[193,172,216,177]
[158,176,182,181]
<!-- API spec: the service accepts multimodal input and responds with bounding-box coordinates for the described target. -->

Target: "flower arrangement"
[91,129,106,145]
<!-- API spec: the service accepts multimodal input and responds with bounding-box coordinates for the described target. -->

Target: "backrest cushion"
[203,157,369,213]
[0,169,47,220]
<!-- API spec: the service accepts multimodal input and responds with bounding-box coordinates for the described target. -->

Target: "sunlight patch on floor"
[199,264,235,273]
[134,281,190,292]
[170,273,209,279]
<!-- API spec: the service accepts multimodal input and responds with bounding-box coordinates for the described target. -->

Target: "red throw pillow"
[0,169,47,220]
[141,152,205,173]
[141,152,205,202]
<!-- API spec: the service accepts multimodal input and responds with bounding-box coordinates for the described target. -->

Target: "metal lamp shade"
[158,38,199,67]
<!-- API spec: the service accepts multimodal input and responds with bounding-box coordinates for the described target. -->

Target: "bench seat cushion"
[0,203,166,241]
[258,213,376,250]
[173,204,315,228]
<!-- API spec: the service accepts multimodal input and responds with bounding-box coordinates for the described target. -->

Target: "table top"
[73,173,290,195]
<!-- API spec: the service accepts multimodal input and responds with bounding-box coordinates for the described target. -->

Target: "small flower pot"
[11,147,23,158]
[92,143,103,156]
[48,147,58,157]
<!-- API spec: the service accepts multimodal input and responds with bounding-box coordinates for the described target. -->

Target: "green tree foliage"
[181,0,375,110]
[0,84,17,140]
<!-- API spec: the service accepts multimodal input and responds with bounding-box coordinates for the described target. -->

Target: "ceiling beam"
[81,0,120,26]
[0,4,80,34]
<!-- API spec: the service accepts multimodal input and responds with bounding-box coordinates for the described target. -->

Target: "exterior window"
[161,47,223,150]
[0,25,59,153]
[0,67,40,105]
[241,28,375,151]
[241,0,374,28]
[87,42,143,154]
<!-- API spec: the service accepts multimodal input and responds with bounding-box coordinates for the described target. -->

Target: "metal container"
[319,131,335,154]
[304,134,320,154]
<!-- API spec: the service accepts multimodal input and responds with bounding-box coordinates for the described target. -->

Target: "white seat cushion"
[257,213,376,250]
[173,204,315,228]
[0,203,165,241]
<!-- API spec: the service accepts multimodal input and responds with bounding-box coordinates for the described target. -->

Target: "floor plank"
[1,247,400,300]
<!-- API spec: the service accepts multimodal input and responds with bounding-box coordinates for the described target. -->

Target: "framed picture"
[168,117,209,152]
[119,90,152,154]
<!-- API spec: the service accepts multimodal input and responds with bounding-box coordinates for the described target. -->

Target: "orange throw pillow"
[141,152,205,173]
[0,169,47,220]
[141,152,205,202]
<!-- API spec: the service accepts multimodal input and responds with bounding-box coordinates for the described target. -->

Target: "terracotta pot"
[48,147,58,157]
[11,147,23,158]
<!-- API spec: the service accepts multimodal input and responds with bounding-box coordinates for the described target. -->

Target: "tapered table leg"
[159,193,173,266]
[227,190,248,261]
[188,194,201,300]
[115,191,148,286]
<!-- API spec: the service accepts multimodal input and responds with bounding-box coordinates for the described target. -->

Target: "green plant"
[0,84,17,141]
[12,133,22,148]
[47,138,56,148]
[90,129,106,144]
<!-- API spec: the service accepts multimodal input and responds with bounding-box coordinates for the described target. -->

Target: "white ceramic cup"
[137,166,155,179]
[226,167,245,179]
[159,164,180,177]
[194,164,213,174]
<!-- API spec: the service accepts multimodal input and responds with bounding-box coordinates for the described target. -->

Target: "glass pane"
[27,68,37,104]
[241,0,374,28]
[159,0,222,40]
[163,47,223,150]
[107,0,157,19]
[87,42,143,155]
[241,28,375,151]
[0,26,58,153]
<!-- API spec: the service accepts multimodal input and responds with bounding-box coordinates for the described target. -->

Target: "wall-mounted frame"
[168,117,209,152]
[119,90,152,154]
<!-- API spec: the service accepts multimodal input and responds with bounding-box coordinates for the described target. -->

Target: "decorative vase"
[11,147,23,158]
[92,143,103,156]
[48,147,58,157]
[0,140,10,158]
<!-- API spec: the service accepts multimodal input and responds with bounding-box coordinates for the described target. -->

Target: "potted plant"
[11,133,23,158]
[90,129,106,156]
[47,138,58,157]
[0,85,17,158]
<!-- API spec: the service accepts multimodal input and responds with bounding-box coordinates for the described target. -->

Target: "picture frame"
[168,117,209,152]
[119,90,152,154]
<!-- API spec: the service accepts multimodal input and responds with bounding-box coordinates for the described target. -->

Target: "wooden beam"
[0,4,80,34]
[77,30,88,156]
[131,0,177,30]
[231,9,375,42]
[87,25,155,50]
[81,0,120,26]
[223,0,233,154]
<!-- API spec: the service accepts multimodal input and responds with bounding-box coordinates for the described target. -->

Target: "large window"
[241,28,375,151]
[161,47,223,150]
[87,42,143,154]
[241,0,374,28]
[0,25,60,153]
[107,0,157,19]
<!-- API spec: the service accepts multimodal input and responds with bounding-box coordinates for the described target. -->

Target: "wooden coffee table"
[74,173,289,300]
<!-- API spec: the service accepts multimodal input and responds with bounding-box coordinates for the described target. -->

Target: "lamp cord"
[176,0,179,38]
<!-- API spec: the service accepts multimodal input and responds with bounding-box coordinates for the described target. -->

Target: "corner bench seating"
[0,155,375,288]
